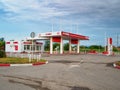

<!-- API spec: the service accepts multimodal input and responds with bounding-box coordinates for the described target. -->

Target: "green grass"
[116,61,120,66]
[0,57,47,64]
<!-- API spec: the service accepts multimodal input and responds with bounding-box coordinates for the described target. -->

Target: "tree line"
[44,40,119,52]
[0,37,6,58]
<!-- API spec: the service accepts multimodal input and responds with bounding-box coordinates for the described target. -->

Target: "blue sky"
[0,0,120,46]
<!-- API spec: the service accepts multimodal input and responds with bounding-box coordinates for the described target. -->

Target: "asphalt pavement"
[0,54,120,90]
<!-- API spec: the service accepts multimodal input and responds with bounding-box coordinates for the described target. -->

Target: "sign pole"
[30,32,35,62]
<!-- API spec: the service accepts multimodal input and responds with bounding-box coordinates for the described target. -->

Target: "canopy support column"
[50,37,53,54]
[77,40,80,53]
[69,38,72,53]
[60,37,63,54]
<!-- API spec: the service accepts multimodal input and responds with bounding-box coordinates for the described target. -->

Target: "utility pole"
[59,18,62,31]
[117,34,119,54]
[76,23,78,34]
[117,34,119,47]
[71,20,73,33]
[51,19,54,32]
[104,32,107,51]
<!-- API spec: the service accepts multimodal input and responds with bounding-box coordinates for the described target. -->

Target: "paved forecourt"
[0,54,120,90]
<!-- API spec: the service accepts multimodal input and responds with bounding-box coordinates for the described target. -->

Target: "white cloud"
[0,0,120,25]
[0,0,69,22]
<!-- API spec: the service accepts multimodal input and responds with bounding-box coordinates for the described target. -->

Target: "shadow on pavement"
[71,86,91,90]
[50,60,80,64]
[50,60,114,68]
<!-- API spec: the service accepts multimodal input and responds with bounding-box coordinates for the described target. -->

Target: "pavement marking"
[69,64,80,69]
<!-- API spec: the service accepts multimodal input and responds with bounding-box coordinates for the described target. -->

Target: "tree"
[80,45,88,49]
[44,40,50,51]
[0,37,5,51]
[0,37,4,42]
[53,43,60,51]
[64,43,69,51]
[113,46,118,52]
[89,45,103,50]
[0,37,6,58]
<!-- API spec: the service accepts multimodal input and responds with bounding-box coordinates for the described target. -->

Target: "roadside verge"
[0,61,48,67]
[113,62,120,69]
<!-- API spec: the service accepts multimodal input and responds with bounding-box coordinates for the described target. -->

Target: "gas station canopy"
[37,31,89,40]
[27,31,89,54]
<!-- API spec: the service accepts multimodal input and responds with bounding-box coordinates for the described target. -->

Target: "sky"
[0,0,120,46]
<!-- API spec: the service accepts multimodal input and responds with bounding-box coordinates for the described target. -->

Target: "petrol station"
[27,31,89,54]
[5,31,114,55]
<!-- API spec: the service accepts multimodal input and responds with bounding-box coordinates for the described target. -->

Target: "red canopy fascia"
[61,31,89,40]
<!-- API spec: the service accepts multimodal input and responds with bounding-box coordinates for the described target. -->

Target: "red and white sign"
[39,31,61,37]
[108,38,112,45]
[107,38,113,55]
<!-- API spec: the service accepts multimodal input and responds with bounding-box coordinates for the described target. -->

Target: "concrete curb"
[113,63,120,69]
[0,61,48,67]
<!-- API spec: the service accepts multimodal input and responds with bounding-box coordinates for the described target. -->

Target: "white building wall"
[6,41,22,52]
[6,40,43,53]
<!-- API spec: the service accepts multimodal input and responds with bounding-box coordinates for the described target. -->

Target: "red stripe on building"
[71,39,78,44]
[13,42,18,44]
[6,42,10,44]
[52,37,61,42]
[36,42,43,45]
[23,42,32,44]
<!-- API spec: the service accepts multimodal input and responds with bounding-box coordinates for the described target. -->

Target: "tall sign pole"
[30,32,35,62]
[117,34,119,54]
[104,32,107,51]
[107,38,113,55]
[117,34,119,48]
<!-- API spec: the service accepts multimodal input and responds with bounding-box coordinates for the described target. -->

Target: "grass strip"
[0,57,47,64]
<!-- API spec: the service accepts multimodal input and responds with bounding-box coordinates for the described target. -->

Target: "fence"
[6,52,41,61]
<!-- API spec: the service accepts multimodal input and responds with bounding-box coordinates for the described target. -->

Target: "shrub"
[116,61,120,66]
[0,50,6,58]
